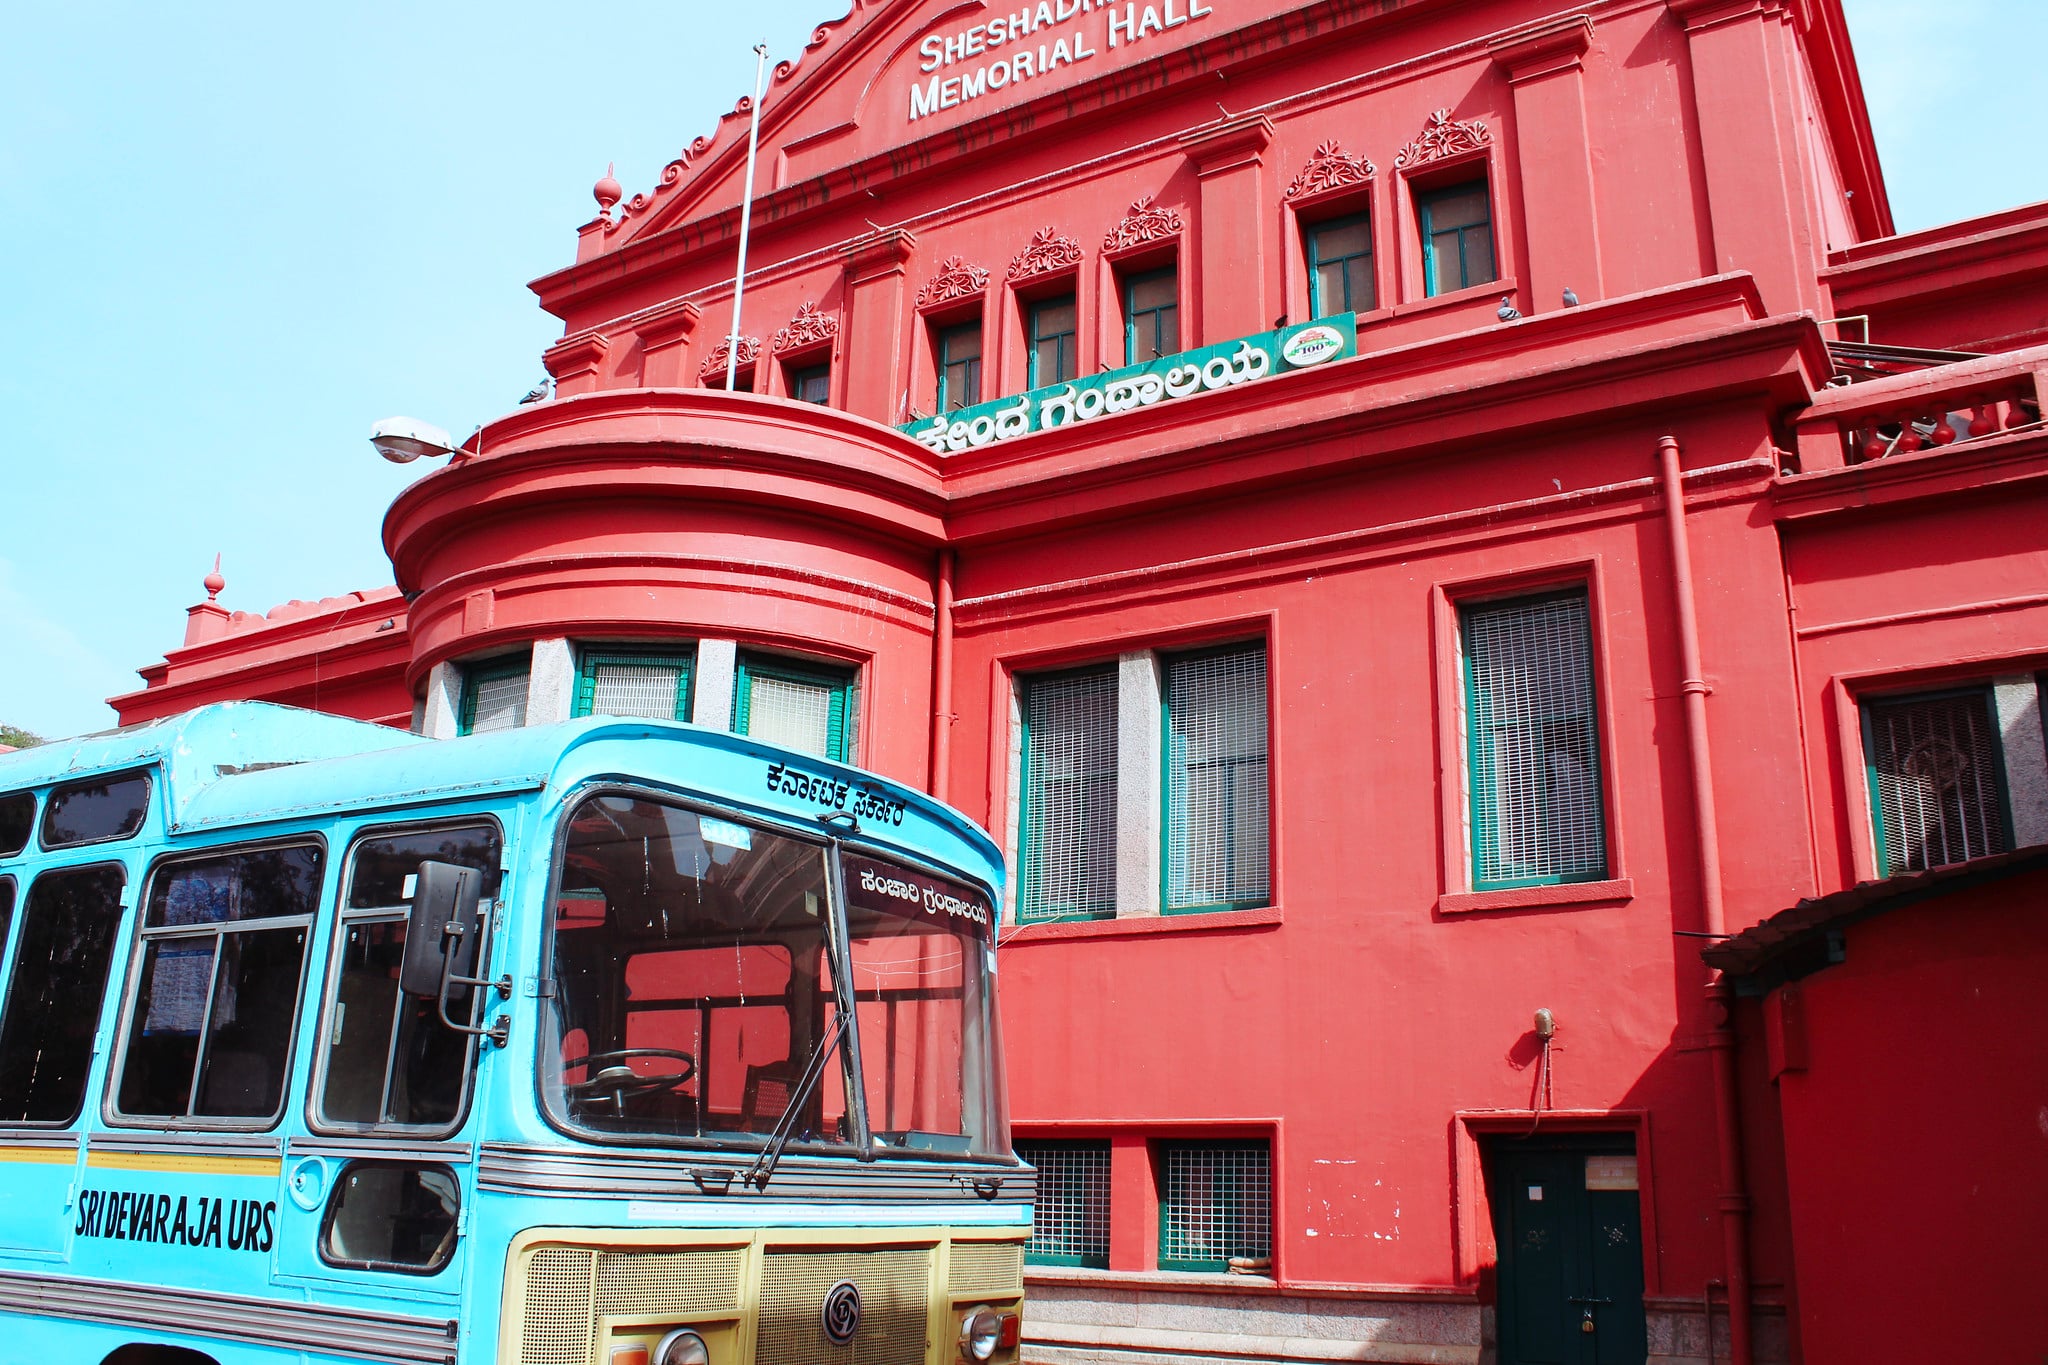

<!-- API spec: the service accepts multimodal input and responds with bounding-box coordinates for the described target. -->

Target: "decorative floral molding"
[1394,109,1492,170]
[771,302,840,354]
[1285,140,1376,200]
[916,256,990,310]
[1103,196,1183,253]
[697,335,760,381]
[1006,228,1083,282]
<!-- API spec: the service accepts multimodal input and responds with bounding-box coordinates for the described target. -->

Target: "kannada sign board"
[902,314,1357,454]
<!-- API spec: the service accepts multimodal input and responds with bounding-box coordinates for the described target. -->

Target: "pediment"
[599,0,1252,250]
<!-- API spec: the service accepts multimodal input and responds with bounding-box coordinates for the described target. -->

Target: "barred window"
[1020,667,1118,921]
[734,654,854,763]
[1158,1140,1271,1272]
[1166,644,1270,911]
[1864,687,2011,875]
[1016,1139,1111,1267]
[574,647,694,722]
[459,657,530,736]
[1463,591,1606,888]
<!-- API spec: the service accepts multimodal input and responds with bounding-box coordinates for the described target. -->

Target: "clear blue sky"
[3,1,2042,740]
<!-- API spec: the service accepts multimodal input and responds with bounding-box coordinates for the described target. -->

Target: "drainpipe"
[929,548,956,801]
[1656,435,1753,1365]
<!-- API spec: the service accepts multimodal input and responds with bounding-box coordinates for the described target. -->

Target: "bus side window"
[316,822,502,1133]
[0,864,126,1124]
[320,1161,460,1274]
[114,843,323,1124]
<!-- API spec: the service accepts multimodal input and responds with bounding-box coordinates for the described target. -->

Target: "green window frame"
[732,653,854,763]
[1306,212,1374,316]
[1164,642,1270,913]
[1157,1139,1271,1273]
[1418,178,1497,297]
[1027,294,1078,388]
[789,363,831,406]
[1018,665,1118,923]
[936,319,983,413]
[1862,685,2012,876]
[457,657,530,736]
[1016,1138,1111,1267]
[573,647,695,722]
[1462,590,1607,889]
[1123,266,1179,365]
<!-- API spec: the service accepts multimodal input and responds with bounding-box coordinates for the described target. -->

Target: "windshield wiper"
[744,1010,849,1190]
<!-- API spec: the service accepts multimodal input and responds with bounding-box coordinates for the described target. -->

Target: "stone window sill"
[1436,877,1634,916]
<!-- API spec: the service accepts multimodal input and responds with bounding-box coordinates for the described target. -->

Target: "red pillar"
[1492,16,1603,311]
[1180,115,1276,343]
[841,228,919,423]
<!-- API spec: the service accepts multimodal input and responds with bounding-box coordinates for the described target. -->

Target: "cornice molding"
[1284,140,1376,202]
[1006,228,1084,283]
[697,335,760,381]
[1394,109,1493,171]
[772,301,840,355]
[916,255,990,312]
[1103,196,1184,255]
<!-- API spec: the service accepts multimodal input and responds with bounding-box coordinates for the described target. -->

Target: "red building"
[113,2,2048,1362]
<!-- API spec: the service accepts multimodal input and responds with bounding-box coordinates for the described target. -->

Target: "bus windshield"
[541,792,1006,1157]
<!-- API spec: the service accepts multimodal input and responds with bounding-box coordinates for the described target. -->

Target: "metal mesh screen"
[748,673,835,756]
[949,1240,1026,1296]
[1159,1141,1270,1270]
[586,656,690,721]
[1463,593,1606,886]
[467,665,529,734]
[519,1246,594,1365]
[1021,668,1118,920]
[1016,1139,1111,1266]
[1867,689,2010,874]
[594,1247,746,1316]
[757,1248,930,1365]
[1168,644,1270,909]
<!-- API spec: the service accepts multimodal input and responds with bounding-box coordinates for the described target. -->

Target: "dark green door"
[1488,1138,1647,1365]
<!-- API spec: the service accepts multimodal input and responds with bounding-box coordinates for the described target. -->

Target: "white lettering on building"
[908,0,1215,121]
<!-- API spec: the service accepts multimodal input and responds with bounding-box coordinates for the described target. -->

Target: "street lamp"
[369,416,473,464]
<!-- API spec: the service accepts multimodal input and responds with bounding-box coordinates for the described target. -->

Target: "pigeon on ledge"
[1562,286,1581,307]
[1497,296,1521,322]
[519,381,552,404]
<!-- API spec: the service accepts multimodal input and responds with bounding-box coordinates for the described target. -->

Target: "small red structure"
[108,2,2048,1362]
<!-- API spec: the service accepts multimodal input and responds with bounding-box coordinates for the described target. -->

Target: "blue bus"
[0,703,1028,1365]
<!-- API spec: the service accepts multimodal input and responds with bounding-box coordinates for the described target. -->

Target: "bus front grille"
[948,1240,1024,1299]
[517,1244,748,1365]
[757,1247,931,1365]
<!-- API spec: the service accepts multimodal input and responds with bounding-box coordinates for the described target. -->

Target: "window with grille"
[1418,178,1497,297]
[1028,295,1078,387]
[1166,643,1270,912]
[936,319,983,413]
[1462,591,1606,888]
[1158,1140,1271,1272]
[734,654,854,763]
[1020,667,1118,921]
[1016,1139,1111,1266]
[1307,213,1374,316]
[574,647,694,722]
[458,657,530,736]
[1864,687,2011,875]
[1124,267,1179,364]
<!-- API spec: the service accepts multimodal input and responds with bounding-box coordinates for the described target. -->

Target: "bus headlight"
[959,1306,1002,1361]
[654,1329,710,1365]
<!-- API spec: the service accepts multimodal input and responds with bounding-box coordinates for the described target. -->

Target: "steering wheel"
[562,1048,698,1115]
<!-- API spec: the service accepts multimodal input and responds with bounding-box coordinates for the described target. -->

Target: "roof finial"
[593,162,623,218]
[203,553,225,602]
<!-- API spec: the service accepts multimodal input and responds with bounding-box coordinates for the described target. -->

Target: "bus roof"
[2,703,1002,892]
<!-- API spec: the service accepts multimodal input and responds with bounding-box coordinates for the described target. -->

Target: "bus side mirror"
[399,861,482,998]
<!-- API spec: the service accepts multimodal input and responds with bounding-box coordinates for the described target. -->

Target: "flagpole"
[726,43,770,393]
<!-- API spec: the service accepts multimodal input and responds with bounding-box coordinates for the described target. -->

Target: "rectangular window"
[1158,1140,1271,1272]
[459,657,530,736]
[316,821,503,1133]
[1027,295,1078,388]
[1166,643,1270,912]
[0,793,31,857]
[0,863,126,1123]
[1418,179,1497,297]
[1019,667,1119,922]
[1307,213,1374,316]
[41,770,150,849]
[734,654,855,763]
[1124,267,1179,364]
[1016,1139,1111,1267]
[790,363,831,405]
[115,842,323,1124]
[1463,590,1606,888]
[936,319,983,413]
[1864,687,2012,875]
[574,647,694,722]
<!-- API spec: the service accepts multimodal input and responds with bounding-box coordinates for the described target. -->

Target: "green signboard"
[902,313,1357,454]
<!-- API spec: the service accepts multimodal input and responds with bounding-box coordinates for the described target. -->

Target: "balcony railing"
[1791,343,2046,472]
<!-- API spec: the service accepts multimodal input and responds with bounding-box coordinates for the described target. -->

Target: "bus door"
[272,819,506,1293]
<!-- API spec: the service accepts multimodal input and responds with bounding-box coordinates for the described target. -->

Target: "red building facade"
[114,2,2048,1362]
